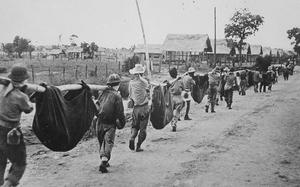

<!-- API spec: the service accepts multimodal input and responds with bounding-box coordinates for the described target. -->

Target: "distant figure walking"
[239,70,247,95]
[182,67,196,120]
[252,70,260,93]
[205,67,221,113]
[259,72,268,92]
[283,66,290,81]
[168,67,184,132]
[224,68,237,109]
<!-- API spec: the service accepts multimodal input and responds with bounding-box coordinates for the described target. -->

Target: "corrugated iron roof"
[162,34,211,52]
[134,44,162,54]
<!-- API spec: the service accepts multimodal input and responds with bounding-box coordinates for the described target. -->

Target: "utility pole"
[135,0,151,78]
[214,7,217,67]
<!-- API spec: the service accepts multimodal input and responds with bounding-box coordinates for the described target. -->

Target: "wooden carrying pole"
[26,83,107,93]
[135,0,151,78]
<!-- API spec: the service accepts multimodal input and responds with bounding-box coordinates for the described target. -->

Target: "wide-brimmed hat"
[223,67,230,72]
[129,64,146,74]
[107,73,121,85]
[8,64,29,82]
[188,67,196,73]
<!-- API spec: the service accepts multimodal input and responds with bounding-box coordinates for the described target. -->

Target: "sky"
[0,0,299,50]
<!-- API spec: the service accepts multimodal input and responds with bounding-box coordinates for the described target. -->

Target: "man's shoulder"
[9,89,29,101]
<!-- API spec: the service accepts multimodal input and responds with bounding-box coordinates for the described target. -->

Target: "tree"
[90,42,99,58]
[225,9,264,66]
[287,27,300,56]
[81,42,90,54]
[13,36,31,58]
[70,34,79,46]
[255,55,272,72]
[27,45,35,59]
[81,42,99,59]
[2,43,14,56]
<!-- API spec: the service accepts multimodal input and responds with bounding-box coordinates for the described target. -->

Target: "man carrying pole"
[128,64,150,152]
[94,74,126,173]
[0,64,34,187]
[205,67,221,113]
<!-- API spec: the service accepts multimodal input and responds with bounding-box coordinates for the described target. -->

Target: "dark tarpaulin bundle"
[247,71,254,87]
[150,85,173,130]
[192,74,209,103]
[32,83,96,152]
[118,79,130,99]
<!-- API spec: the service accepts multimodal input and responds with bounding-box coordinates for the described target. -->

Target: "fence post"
[177,53,180,70]
[95,65,98,77]
[31,65,34,83]
[85,64,88,79]
[118,61,121,73]
[48,67,51,83]
[105,63,108,78]
[63,66,65,81]
[75,66,78,80]
[159,59,162,73]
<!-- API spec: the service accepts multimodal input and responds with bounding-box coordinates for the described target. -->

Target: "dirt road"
[20,68,300,187]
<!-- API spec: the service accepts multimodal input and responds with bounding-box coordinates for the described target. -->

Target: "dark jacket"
[96,87,126,129]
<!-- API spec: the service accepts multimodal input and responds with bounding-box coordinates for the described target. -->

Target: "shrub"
[0,67,7,73]
[124,55,140,72]
[255,55,272,72]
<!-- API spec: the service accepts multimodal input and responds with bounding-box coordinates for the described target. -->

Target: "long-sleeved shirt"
[129,77,149,106]
[0,82,33,128]
[96,87,126,129]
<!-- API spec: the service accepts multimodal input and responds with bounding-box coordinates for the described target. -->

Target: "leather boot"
[99,161,108,173]
[184,115,192,120]
[205,105,209,113]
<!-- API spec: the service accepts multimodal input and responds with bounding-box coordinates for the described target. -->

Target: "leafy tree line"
[224,8,264,67]
[287,27,300,56]
[2,36,34,58]
[80,42,99,59]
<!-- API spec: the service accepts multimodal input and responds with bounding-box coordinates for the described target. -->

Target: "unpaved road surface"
[19,68,300,187]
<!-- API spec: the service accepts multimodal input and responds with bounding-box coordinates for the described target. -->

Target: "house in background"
[207,39,236,66]
[271,48,285,64]
[45,49,64,60]
[248,44,263,64]
[162,34,212,66]
[134,44,163,68]
[262,47,272,57]
[65,46,83,60]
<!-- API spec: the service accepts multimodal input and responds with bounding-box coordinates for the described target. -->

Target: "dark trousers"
[253,82,259,93]
[131,104,149,148]
[283,73,289,80]
[0,126,26,186]
[224,89,233,107]
[240,80,247,95]
[206,86,218,111]
[96,122,116,162]
[259,82,267,92]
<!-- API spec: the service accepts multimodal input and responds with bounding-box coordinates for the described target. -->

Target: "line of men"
[0,62,289,185]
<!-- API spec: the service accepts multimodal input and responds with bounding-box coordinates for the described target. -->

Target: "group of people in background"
[81,60,298,174]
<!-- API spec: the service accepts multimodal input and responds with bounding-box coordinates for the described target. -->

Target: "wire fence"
[0,58,126,86]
